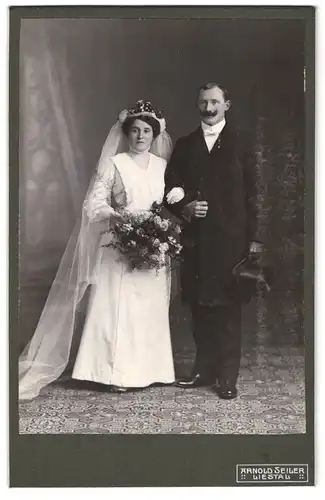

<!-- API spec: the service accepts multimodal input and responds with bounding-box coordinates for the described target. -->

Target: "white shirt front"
[166,119,226,206]
[201,118,226,152]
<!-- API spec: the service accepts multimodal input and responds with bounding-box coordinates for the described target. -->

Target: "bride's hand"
[110,211,125,225]
[166,187,185,205]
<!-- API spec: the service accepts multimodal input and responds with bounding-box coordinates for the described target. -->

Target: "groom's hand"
[248,241,264,261]
[249,241,263,255]
[183,200,208,220]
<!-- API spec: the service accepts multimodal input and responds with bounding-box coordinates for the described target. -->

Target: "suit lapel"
[193,126,209,154]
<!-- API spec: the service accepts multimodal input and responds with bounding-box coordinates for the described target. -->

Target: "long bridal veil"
[19,121,173,400]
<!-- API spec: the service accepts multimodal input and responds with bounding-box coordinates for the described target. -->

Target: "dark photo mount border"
[9,5,315,487]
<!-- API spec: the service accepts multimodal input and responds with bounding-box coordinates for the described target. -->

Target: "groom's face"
[198,86,231,126]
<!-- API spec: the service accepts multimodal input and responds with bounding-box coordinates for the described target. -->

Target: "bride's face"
[128,119,154,153]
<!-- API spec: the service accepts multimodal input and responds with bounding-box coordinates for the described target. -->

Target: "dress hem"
[71,374,175,388]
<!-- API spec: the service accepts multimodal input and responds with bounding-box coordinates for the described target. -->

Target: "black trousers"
[191,303,242,387]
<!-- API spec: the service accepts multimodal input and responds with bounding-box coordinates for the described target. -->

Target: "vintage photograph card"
[9,5,315,487]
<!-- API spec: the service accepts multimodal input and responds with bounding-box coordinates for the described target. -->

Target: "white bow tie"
[204,130,218,137]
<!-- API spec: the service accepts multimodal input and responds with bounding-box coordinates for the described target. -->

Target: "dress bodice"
[113,153,166,211]
[84,153,166,222]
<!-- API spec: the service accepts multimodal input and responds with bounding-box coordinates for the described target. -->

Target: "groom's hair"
[197,83,229,102]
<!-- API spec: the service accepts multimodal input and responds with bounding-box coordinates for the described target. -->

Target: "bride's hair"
[122,114,161,139]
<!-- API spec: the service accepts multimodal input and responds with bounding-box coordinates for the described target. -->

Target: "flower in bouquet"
[153,214,170,231]
[119,222,133,234]
[153,215,162,226]
[102,201,183,271]
[174,244,182,255]
[160,220,170,231]
[160,242,169,253]
[167,236,178,246]
[167,236,182,255]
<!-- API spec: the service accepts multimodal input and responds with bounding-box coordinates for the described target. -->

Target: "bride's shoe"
[109,385,128,393]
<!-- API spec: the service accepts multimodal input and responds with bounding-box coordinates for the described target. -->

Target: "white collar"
[201,118,226,135]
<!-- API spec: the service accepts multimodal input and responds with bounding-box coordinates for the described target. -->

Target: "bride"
[19,100,179,399]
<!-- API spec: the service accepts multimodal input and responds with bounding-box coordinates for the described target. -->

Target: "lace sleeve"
[84,158,117,222]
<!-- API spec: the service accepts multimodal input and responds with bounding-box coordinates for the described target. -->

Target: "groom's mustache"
[200,110,218,117]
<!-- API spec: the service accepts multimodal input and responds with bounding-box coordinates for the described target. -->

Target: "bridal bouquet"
[102,202,182,271]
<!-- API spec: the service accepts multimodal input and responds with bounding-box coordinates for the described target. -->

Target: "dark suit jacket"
[165,123,260,305]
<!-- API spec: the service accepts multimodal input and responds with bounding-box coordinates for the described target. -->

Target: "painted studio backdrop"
[19,19,305,368]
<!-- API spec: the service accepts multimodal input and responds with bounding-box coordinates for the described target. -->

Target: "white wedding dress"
[71,152,175,387]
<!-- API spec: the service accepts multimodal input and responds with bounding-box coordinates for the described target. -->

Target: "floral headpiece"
[118,100,166,133]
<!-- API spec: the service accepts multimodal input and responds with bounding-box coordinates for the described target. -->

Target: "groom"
[165,83,262,399]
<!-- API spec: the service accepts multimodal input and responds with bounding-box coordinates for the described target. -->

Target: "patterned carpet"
[19,347,306,434]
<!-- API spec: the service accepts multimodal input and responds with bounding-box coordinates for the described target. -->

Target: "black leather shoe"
[215,385,238,400]
[175,373,213,388]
